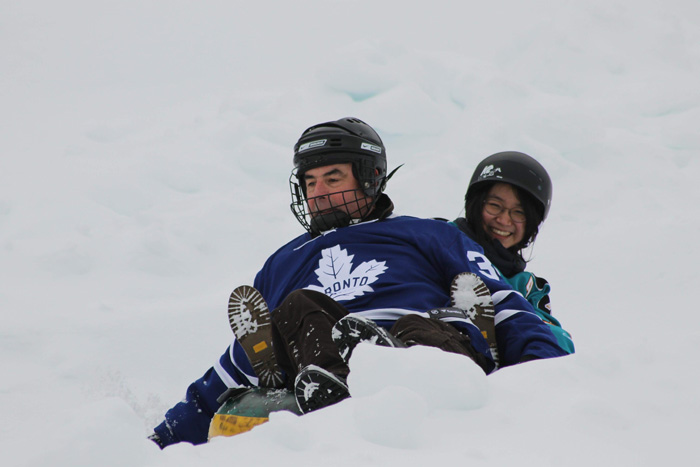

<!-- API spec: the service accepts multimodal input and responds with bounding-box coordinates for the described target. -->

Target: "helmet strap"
[376,164,403,194]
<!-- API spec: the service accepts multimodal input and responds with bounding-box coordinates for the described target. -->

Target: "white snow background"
[2,1,699,465]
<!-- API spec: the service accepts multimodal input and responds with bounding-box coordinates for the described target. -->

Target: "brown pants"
[391,314,491,373]
[269,290,490,388]
[270,289,351,387]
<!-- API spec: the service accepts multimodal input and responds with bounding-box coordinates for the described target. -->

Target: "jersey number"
[467,251,499,281]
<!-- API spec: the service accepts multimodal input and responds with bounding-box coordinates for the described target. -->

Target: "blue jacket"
[154,214,567,446]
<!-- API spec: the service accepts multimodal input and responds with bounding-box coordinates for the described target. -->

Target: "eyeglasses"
[483,199,526,223]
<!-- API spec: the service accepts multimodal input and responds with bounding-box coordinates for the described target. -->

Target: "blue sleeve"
[153,342,258,447]
[504,272,575,355]
[487,285,568,365]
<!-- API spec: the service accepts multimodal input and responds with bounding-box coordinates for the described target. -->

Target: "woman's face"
[481,183,526,249]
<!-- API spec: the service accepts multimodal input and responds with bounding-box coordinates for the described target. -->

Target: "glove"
[148,432,166,449]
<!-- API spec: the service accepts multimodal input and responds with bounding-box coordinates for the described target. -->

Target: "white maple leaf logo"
[306,245,387,301]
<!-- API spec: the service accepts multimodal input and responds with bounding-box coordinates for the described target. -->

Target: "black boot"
[331,315,405,363]
[294,365,350,414]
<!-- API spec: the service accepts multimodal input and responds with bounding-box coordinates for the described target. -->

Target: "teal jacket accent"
[504,271,574,354]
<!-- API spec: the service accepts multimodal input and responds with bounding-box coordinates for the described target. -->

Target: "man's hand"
[148,432,165,449]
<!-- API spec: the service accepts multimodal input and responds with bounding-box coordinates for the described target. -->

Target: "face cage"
[289,173,379,234]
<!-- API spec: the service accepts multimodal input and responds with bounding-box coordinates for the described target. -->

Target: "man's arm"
[150,341,258,448]
[440,227,568,366]
[505,272,575,355]
[487,285,568,365]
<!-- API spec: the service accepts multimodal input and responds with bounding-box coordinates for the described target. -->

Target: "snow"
[2,0,699,465]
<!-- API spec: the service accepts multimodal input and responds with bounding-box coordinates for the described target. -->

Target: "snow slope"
[2,1,699,465]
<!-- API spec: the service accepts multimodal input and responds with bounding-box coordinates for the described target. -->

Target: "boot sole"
[294,364,350,414]
[450,272,499,367]
[228,285,284,388]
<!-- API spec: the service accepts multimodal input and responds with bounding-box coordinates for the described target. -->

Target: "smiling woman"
[449,151,575,354]
[481,183,528,249]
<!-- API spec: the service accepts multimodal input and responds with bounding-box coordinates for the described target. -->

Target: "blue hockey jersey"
[154,214,567,446]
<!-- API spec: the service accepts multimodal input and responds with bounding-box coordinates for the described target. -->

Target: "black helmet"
[292,117,388,197]
[466,151,552,220]
[290,117,389,235]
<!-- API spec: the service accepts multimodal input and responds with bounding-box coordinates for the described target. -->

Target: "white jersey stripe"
[214,359,242,388]
[354,308,428,321]
[495,309,522,325]
[492,289,524,304]
[213,344,255,388]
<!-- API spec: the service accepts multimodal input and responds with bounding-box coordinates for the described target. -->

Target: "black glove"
[148,432,166,449]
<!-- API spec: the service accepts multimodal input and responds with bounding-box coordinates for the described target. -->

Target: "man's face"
[304,163,372,219]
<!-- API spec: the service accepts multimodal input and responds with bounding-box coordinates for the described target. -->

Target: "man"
[150,117,567,448]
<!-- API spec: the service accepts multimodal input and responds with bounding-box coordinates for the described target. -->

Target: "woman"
[451,151,574,354]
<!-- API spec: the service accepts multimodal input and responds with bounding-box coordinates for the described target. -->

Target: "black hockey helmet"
[292,117,388,197]
[466,151,552,220]
[290,117,394,235]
